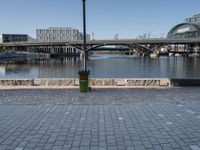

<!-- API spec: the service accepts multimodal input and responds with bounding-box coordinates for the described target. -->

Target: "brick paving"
[0,88,200,150]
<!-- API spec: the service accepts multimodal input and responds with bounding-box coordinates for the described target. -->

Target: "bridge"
[1,38,200,56]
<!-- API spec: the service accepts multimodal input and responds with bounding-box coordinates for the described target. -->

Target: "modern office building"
[36,27,90,56]
[2,34,35,43]
[167,14,200,39]
[36,27,90,42]
[2,34,28,43]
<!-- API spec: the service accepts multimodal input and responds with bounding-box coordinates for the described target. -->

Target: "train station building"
[167,14,200,39]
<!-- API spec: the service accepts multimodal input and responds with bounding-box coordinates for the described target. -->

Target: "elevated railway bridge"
[1,38,200,56]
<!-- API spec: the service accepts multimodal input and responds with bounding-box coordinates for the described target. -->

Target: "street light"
[78,0,90,92]
[82,0,87,71]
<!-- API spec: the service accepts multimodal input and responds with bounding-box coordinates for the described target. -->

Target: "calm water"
[0,54,200,78]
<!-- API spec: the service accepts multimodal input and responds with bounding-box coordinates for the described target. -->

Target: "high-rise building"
[36,27,90,42]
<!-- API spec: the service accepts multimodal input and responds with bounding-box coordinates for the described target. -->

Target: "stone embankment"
[0,78,200,88]
[0,78,169,87]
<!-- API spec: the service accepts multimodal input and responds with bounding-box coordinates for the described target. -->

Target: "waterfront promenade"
[0,88,200,150]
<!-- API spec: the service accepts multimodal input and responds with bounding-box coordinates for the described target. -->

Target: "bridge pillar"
[80,51,84,60]
[174,44,178,52]
[51,47,53,53]
[150,53,158,58]
[188,44,200,57]
[199,44,200,53]
[194,44,198,55]
[73,48,76,54]
[150,46,159,58]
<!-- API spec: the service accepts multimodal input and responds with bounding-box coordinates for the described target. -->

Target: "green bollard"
[78,70,90,92]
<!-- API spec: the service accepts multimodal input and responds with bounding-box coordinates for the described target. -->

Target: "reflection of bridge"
[1,38,200,56]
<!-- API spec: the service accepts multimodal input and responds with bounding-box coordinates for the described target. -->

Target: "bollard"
[78,70,90,92]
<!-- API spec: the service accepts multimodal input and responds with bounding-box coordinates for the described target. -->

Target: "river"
[0,54,200,79]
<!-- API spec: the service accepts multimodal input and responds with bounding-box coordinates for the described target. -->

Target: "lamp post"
[82,0,87,71]
[78,0,90,92]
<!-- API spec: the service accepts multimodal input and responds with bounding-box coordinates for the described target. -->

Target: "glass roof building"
[167,14,200,39]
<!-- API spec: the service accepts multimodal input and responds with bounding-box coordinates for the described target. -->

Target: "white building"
[36,27,90,42]
[36,27,90,55]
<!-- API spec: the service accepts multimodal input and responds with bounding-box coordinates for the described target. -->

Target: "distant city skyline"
[0,0,200,39]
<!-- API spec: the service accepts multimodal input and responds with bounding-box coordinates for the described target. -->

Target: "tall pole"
[82,0,87,71]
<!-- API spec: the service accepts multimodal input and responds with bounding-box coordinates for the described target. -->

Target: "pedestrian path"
[0,88,200,150]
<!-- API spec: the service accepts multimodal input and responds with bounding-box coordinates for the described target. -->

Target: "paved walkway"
[0,88,200,150]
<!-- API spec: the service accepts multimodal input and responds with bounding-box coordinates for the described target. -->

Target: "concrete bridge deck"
[1,38,200,47]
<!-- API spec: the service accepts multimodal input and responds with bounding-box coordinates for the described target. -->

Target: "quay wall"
[0,78,200,87]
[0,78,195,88]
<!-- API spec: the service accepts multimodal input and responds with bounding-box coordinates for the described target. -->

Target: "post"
[83,0,87,71]
[78,0,90,92]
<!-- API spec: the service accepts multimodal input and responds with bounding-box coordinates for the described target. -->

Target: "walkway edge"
[0,78,199,88]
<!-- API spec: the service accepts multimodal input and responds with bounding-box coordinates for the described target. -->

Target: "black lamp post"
[82,0,87,71]
[78,0,90,92]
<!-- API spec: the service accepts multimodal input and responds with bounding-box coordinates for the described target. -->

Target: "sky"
[0,0,200,39]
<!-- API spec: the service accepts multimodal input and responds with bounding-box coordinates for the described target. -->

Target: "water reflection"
[0,54,200,78]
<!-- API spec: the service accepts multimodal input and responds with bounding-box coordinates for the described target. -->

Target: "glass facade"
[167,23,200,39]
[2,34,28,43]
[168,14,200,39]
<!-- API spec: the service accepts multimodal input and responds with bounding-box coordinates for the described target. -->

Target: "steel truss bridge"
[1,38,200,55]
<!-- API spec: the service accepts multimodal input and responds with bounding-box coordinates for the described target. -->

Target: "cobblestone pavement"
[0,88,200,150]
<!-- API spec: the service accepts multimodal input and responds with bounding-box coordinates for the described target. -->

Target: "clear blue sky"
[0,0,200,39]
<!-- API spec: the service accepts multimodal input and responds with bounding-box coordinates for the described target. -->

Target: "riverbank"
[0,78,200,88]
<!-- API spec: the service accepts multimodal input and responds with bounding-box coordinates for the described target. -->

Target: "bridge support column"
[189,44,199,57]
[150,53,158,58]
[131,48,141,56]
[150,46,159,58]
[194,44,199,55]
[174,44,178,52]
[50,46,53,54]
[184,44,187,53]
[198,45,200,54]
[80,51,84,60]
[73,48,76,54]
